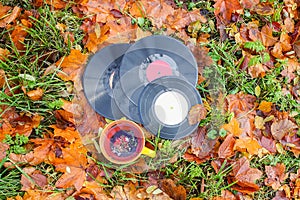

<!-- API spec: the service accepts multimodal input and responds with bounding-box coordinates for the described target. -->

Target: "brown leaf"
[271,118,298,140]
[160,179,186,200]
[11,22,30,50]
[258,101,273,113]
[240,0,259,9]
[188,104,207,125]
[226,92,256,116]
[264,163,288,190]
[27,88,43,101]
[0,6,21,27]
[45,0,67,9]
[74,181,113,200]
[55,166,86,191]
[254,3,274,15]
[214,0,242,24]
[231,157,263,194]
[0,69,5,88]
[273,190,288,200]
[18,189,66,200]
[21,167,48,190]
[0,48,9,61]
[260,136,276,153]
[261,25,277,47]
[222,118,243,137]
[218,134,235,158]
[0,142,9,161]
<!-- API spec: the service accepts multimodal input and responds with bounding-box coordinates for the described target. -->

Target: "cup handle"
[141,147,156,158]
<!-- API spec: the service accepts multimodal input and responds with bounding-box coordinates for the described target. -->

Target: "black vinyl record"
[119,35,198,106]
[83,43,130,120]
[138,76,202,140]
[113,79,141,123]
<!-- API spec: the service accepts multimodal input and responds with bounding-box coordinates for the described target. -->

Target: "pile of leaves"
[0,0,299,199]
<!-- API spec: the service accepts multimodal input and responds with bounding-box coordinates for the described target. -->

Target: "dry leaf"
[21,167,48,191]
[0,6,21,27]
[0,69,5,88]
[271,119,298,140]
[258,101,273,113]
[226,92,256,116]
[160,179,186,200]
[214,0,242,24]
[264,163,288,190]
[218,134,235,158]
[55,166,86,191]
[0,48,10,61]
[222,118,243,137]
[234,137,262,156]
[0,142,9,161]
[27,88,43,101]
[260,136,276,153]
[188,104,207,125]
[231,157,263,194]
[254,3,274,15]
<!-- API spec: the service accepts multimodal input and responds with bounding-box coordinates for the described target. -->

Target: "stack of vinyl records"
[83,35,202,140]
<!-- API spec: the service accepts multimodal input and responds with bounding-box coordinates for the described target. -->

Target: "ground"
[0,0,299,200]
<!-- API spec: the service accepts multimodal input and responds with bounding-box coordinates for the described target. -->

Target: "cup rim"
[99,119,145,164]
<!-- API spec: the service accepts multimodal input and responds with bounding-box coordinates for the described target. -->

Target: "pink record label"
[146,60,173,82]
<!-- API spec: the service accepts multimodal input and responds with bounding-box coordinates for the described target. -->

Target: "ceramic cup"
[99,119,156,164]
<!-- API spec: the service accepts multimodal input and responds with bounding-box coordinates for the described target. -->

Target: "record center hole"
[154,91,188,126]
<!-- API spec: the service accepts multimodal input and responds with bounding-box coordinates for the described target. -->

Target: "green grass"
[0,4,84,131]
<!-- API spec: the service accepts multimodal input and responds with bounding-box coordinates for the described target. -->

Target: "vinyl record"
[113,79,141,123]
[83,43,130,120]
[138,76,202,140]
[119,35,198,106]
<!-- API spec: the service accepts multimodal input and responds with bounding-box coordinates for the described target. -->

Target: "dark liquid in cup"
[109,130,138,157]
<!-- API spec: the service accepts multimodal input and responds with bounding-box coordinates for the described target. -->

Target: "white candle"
[154,91,189,125]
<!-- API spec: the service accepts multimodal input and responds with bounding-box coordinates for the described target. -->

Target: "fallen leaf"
[214,0,242,24]
[21,167,48,190]
[218,134,235,158]
[273,190,288,200]
[11,20,31,50]
[55,166,86,191]
[0,48,9,61]
[0,69,5,88]
[260,136,276,153]
[271,118,298,140]
[264,163,288,190]
[234,137,262,156]
[254,116,265,129]
[74,181,113,200]
[18,189,66,200]
[254,3,274,15]
[0,6,21,27]
[258,101,273,113]
[0,142,9,161]
[231,157,263,194]
[240,0,259,9]
[27,88,43,101]
[160,179,186,200]
[222,118,243,137]
[226,92,256,116]
[188,104,207,125]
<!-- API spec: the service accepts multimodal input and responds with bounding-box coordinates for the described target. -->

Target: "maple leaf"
[226,92,256,116]
[271,118,298,140]
[218,134,235,158]
[73,181,113,200]
[214,0,242,24]
[231,157,263,194]
[264,163,288,190]
[188,104,207,125]
[222,118,243,137]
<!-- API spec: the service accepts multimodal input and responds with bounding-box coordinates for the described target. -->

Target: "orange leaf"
[261,25,277,47]
[50,125,80,143]
[19,189,66,200]
[214,0,242,24]
[218,134,235,158]
[271,119,298,140]
[0,69,5,88]
[188,104,207,125]
[11,21,31,51]
[0,142,9,161]
[234,137,262,156]
[56,49,88,69]
[0,6,21,27]
[264,163,288,190]
[55,166,86,191]
[222,118,243,137]
[85,24,110,53]
[0,48,9,61]
[20,167,48,191]
[74,181,113,200]
[240,0,259,9]
[258,101,273,113]
[254,3,274,15]
[27,88,43,101]
[226,92,256,116]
